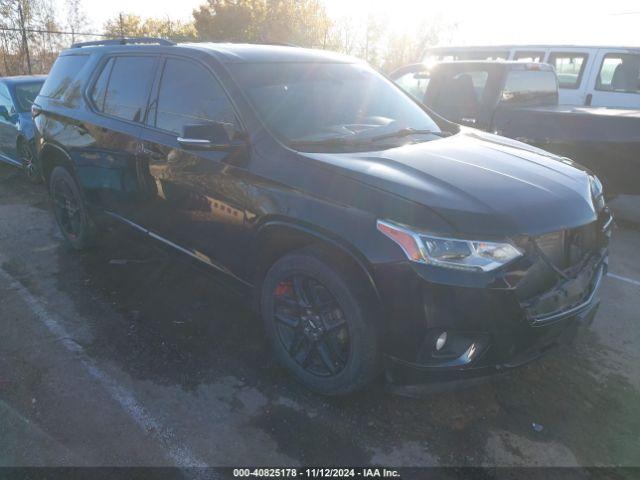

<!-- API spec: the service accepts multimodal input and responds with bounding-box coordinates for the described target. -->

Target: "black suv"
[33,38,612,395]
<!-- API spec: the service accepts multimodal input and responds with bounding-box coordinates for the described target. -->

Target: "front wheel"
[49,166,96,250]
[260,249,381,395]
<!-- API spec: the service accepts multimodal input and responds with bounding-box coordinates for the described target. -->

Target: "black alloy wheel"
[49,166,95,250]
[261,249,381,395]
[52,175,82,241]
[272,274,350,377]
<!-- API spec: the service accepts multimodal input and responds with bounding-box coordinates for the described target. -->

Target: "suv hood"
[304,129,597,237]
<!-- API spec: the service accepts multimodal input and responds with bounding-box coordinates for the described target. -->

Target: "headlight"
[377,220,522,272]
[589,174,605,209]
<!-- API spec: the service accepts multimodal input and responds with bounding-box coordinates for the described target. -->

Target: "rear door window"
[39,54,89,100]
[90,57,114,111]
[547,53,588,89]
[596,53,640,93]
[152,57,238,136]
[97,56,158,123]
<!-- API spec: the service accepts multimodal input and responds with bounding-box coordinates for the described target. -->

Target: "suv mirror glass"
[178,122,232,150]
[0,105,9,119]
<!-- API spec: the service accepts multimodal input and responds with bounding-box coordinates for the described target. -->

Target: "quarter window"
[596,53,640,93]
[39,55,88,100]
[95,56,157,122]
[153,58,238,136]
[547,53,587,89]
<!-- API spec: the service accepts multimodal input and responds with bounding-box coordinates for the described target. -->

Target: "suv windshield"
[14,81,44,112]
[229,62,442,151]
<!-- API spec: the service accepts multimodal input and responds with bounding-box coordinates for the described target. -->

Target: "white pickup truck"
[424,45,640,109]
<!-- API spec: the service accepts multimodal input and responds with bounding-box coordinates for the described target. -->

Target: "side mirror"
[0,105,9,120]
[178,123,234,150]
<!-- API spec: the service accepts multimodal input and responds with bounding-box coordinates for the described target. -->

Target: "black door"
[79,54,159,216]
[136,56,253,281]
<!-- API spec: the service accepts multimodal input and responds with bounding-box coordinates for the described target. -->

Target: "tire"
[18,139,40,184]
[49,166,96,250]
[260,248,381,395]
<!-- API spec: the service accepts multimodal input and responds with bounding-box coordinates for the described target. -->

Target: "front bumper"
[384,294,600,385]
[375,212,611,386]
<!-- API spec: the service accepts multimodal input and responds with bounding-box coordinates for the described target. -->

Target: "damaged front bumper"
[380,212,612,386]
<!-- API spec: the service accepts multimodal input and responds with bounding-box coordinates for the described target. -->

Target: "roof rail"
[263,41,299,47]
[71,37,176,48]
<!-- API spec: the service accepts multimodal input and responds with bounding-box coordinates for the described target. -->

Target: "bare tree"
[65,0,88,44]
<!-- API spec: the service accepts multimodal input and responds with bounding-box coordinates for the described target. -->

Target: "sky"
[56,0,640,47]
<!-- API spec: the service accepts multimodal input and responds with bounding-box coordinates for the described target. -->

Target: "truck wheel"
[260,248,381,395]
[49,166,96,250]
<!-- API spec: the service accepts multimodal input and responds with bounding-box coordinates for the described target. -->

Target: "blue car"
[0,75,46,182]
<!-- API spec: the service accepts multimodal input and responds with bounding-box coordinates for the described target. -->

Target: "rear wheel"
[19,140,40,184]
[49,166,96,250]
[261,249,381,395]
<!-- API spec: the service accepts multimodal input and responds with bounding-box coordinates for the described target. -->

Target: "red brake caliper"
[275,281,293,297]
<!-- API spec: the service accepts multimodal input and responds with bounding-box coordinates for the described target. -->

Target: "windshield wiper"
[288,137,371,148]
[367,128,452,142]
[288,128,452,149]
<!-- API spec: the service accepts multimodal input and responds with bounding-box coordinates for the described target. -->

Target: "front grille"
[514,215,608,302]
[536,230,566,268]
[535,222,599,271]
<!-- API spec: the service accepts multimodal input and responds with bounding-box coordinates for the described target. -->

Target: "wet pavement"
[1,163,639,473]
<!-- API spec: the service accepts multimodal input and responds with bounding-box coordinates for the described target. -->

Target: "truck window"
[39,55,88,100]
[501,70,557,105]
[395,71,430,101]
[596,53,640,93]
[547,53,587,89]
[456,51,509,61]
[514,51,545,63]
[428,69,489,122]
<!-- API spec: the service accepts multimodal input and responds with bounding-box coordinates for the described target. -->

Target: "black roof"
[65,40,359,64]
[185,43,358,64]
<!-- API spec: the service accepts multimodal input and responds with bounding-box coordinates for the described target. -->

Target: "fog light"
[435,331,447,351]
